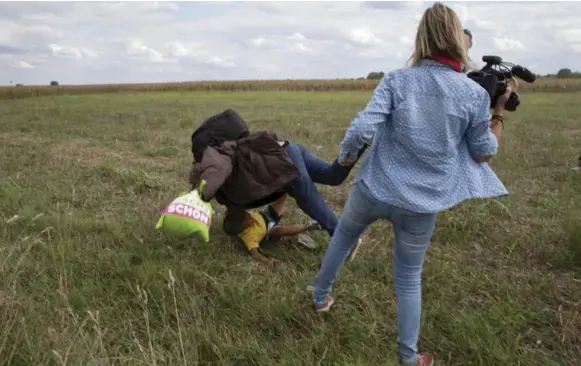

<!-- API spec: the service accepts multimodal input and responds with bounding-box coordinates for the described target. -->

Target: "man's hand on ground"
[250,248,281,266]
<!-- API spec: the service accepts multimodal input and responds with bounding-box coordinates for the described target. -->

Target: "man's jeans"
[313,180,437,364]
[283,142,364,236]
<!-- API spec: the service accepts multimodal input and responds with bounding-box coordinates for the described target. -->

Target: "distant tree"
[15,83,23,87]
[50,80,59,86]
[556,68,572,78]
[366,71,385,80]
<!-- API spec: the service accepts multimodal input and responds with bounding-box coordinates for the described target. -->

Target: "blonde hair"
[408,2,468,67]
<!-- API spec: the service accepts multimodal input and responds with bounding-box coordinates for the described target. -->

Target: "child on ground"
[222,194,322,265]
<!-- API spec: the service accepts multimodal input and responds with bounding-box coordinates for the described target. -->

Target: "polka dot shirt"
[339,59,508,214]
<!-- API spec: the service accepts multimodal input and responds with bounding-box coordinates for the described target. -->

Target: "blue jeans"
[283,142,364,236]
[313,180,437,364]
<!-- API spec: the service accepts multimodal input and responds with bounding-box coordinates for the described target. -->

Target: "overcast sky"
[1,1,579,85]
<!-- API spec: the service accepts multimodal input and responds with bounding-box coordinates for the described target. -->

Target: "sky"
[1,1,580,85]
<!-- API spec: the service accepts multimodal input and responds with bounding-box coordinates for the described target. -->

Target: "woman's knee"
[393,230,432,264]
[393,269,422,297]
[392,232,428,293]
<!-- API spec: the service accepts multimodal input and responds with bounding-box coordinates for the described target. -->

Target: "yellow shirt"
[238,211,267,251]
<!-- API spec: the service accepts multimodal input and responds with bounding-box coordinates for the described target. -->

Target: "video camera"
[467,55,536,112]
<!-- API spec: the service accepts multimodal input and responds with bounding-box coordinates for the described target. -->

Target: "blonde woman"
[311,3,519,366]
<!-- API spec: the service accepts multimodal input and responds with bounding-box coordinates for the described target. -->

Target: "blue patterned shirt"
[339,59,508,213]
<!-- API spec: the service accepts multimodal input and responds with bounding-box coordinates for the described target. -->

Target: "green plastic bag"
[155,182,213,242]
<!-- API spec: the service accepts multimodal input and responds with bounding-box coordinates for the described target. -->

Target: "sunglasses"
[464,29,473,39]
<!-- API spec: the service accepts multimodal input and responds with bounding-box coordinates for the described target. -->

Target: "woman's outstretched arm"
[338,75,393,165]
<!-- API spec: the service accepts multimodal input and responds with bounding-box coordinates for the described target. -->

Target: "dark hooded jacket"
[191,109,288,208]
[192,130,299,207]
[191,109,250,164]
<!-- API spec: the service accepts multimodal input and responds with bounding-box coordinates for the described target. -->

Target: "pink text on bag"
[164,203,211,225]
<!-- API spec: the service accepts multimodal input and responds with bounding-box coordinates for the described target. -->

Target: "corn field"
[1,78,580,100]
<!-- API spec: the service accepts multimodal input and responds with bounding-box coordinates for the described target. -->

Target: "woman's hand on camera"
[494,77,520,112]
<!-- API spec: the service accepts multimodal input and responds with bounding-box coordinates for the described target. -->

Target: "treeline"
[366,72,385,80]
[366,68,581,80]
[2,78,581,101]
[547,69,581,79]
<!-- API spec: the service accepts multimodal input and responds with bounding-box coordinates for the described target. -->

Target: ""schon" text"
[164,203,210,225]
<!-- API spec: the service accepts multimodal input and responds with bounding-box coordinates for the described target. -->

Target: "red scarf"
[430,55,462,73]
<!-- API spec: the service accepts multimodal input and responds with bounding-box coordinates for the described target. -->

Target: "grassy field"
[1,91,580,366]
[1,77,581,100]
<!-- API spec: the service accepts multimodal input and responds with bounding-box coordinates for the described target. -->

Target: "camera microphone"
[511,65,536,83]
[469,55,536,112]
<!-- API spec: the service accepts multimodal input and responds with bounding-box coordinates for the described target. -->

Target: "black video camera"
[467,55,536,112]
